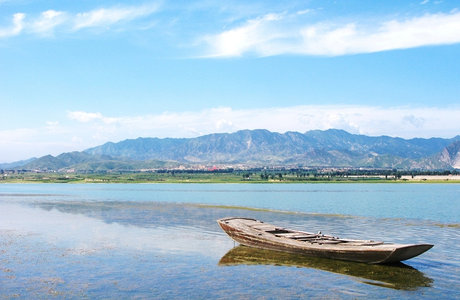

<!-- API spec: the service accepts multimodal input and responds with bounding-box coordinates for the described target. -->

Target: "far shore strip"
[400,175,460,181]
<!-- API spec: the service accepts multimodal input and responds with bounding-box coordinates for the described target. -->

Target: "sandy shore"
[401,175,460,181]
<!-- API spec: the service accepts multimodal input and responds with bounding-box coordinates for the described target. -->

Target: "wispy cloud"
[203,11,460,57]
[0,13,25,37]
[67,111,117,124]
[73,4,159,30]
[66,105,460,140]
[4,3,460,57]
[31,10,67,36]
[0,3,160,38]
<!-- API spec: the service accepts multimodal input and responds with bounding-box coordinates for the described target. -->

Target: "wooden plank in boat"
[274,233,318,239]
[309,240,343,244]
[251,224,279,230]
[352,241,384,246]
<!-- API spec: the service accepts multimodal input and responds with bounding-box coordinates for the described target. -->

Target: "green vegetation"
[1,169,459,184]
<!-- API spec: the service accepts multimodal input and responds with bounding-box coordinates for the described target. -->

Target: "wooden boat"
[217,217,433,264]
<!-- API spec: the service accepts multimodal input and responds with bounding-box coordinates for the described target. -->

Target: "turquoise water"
[0,183,459,298]
[1,183,458,222]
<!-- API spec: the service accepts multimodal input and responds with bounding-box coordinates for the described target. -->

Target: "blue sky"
[1,0,460,162]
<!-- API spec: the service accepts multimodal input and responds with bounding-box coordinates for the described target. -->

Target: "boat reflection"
[219,246,432,290]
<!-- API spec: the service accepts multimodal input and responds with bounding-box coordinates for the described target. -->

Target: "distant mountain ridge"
[0,157,37,169]
[84,129,460,168]
[18,151,179,172]
[7,129,460,171]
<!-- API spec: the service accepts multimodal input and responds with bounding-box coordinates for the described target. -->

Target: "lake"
[0,183,459,299]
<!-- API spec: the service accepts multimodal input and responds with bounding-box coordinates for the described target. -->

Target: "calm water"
[0,183,459,299]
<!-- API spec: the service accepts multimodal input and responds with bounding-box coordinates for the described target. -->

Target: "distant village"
[2,165,459,182]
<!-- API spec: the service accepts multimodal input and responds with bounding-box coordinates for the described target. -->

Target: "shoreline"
[2,179,460,184]
[2,172,460,184]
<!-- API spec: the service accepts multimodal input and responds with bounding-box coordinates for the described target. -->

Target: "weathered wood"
[250,224,277,230]
[217,217,433,264]
[275,233,319,239]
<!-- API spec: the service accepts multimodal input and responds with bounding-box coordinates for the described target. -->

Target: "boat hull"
[218,217,433,264]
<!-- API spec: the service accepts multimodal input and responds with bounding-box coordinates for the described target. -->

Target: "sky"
[1,0,459,162]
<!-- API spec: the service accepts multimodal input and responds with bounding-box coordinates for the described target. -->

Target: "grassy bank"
[2,172,460,184]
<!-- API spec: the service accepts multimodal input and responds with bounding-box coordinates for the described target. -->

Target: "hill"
[84,129,460,169]
[8,129,460,171]
[16,152,180,172]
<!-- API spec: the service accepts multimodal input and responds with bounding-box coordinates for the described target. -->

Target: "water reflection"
[0,203,230,257]
[219,246,433,290]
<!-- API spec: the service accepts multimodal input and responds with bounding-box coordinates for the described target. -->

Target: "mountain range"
[4,129,460,171]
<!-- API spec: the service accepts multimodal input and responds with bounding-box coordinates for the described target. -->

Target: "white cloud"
[203,13,286,57]
[73,4,159,30]
[3,4,460,58]
[204,11,460,57]
[0,3,160,38]
[297,9,313,15]
[67,111,117,124]
[31,10,67,36]
[68,111,105,122]
[63,105,460,142]
[0,13,25,38]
